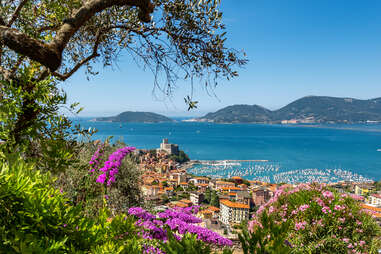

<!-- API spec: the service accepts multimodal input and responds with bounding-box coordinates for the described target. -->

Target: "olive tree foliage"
[0,0,246,165]
[0,0,246,88]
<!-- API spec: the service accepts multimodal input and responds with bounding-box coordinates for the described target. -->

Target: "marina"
[187,160,373,184]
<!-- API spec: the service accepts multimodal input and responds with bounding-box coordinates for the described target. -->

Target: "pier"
[195,159,269,164]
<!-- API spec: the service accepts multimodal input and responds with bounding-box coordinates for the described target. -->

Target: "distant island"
[186,96,381,124]
[94,111,175,123]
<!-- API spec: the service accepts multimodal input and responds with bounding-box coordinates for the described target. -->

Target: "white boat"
[377,149,381,152]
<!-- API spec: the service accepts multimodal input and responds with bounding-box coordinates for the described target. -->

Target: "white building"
[369,194,381,207]
[190,192,204,206]
[219,199,250,225]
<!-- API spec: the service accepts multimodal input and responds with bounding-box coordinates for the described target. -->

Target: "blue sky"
[63,0,381,117]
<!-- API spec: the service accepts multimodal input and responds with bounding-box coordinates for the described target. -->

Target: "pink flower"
[321,206,331,214]
[342,238,349,243]
[294,221,307,231]
[347,243,353,249]
[322,191,334,199]
[315,197,325,207]
[334,205,345,211]
[96,173,107,184]
[299,204,310,212]
[359,240,365,246]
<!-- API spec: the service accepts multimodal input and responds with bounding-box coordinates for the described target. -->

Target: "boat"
[377,149,381,152]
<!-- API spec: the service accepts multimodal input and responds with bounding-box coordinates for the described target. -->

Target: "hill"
[201,104,272,123]
[195,96,381,123]
[94,111,175,123]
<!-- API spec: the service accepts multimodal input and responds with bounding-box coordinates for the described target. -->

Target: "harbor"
[187,159,373,184]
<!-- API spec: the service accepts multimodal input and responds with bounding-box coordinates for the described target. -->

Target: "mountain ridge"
[94,111,175,123]
[194,96,381,123]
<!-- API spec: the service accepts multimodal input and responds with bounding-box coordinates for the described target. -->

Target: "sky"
[63,0,381,117]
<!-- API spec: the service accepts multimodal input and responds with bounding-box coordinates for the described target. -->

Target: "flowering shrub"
[128,206,233,253]
[56,141,142,216]
[96,146,136,186]
[245,183,381,253]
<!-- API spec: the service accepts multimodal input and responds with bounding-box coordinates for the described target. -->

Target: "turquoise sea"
[73,118,381,183]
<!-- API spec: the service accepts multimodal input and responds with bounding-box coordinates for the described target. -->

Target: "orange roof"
[179,199,192,204]
[196,183,209,187]
[229,192,237,196]
[200,210,213,214]
[220,199,249,209]
[216,181,235,185]
[179,182,188,185]
[220,186,241,191]
[165,187,174,191]
[361,204,381,212]
[195,177,209,180]
[173,202,188,208]
[207,206,220,212]
[231,176,242,180]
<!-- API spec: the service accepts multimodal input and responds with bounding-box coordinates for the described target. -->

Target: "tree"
[204,187,211,204]
[0,0,246,149]
[210,190,219,207]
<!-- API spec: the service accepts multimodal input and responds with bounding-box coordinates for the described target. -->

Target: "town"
[133,139,381,240]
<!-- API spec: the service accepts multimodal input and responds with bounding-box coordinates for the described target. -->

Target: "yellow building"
[355,185,371,196]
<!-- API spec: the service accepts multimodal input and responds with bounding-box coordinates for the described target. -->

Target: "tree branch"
[0,0,154,72]
[7,0,28,27]
[0,25,61,71]
[52,29,104,81]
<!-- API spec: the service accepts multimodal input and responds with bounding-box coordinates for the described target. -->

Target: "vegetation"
[95,111,175,123]
[197,96,381,123]
[169,150,190,164]
[244,183,381,254]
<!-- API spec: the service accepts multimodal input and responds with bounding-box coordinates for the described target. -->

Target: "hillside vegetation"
[95,111,175,123]
[197,96,381,123]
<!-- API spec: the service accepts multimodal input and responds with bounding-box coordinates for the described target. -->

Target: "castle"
[157,138,179,155]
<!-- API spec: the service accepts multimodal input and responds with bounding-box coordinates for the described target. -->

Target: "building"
[369,194,381,207]
[231,176,243,185]
[215,181,235,190]
[219,199,250,225]
[236,191,253,208]
[355,184,372,196]
[190,192,205,206]
[157,138,179,155]
[252,188,271,206]
[190,177,209,185]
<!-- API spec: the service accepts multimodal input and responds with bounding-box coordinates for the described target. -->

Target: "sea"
[72,118,381,184]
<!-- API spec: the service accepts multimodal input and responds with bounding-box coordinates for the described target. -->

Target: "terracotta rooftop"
[172,202,188,208]
[220,199,249,209]
[200,210,213,214]
[179,199,193,204]
[216,181,235,185]
[207,206,220,212]
[231,176,242,180]
[195,177,209,180]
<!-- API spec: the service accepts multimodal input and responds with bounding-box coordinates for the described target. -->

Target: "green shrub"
[0,153,142,253]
